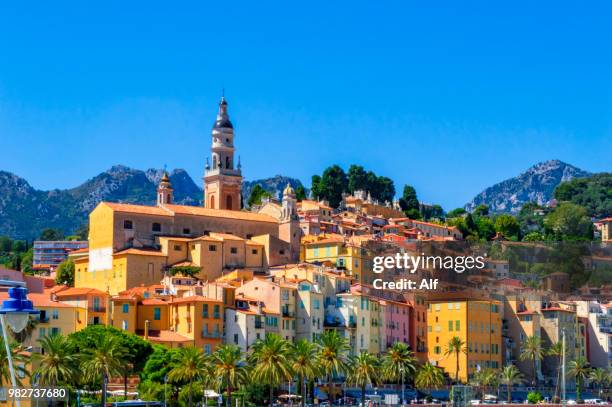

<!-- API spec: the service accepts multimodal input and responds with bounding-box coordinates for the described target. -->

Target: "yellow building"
[111,286,223,351]
[427,297,502,382]
[51,286,110,329]
[302,234,371,282]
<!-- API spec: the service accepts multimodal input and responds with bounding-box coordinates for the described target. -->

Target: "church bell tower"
[203,96,243,210]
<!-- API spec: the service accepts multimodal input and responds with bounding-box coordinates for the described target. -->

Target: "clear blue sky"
[1,1,611,210]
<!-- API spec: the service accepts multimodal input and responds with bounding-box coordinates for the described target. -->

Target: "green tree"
[381,342,417,401]
[471,368,498,399]
[347,165,368,194]
[249,334,293,407]
[81,335,128,407]
[447,208,467,218]
[495,214,521,240]
[39,228,64,241]
[168,346,211,407]
[399,185,420,219]
[33,334,79,387]
[544,202,593,240]
[476,217,496,241]
[55,259,75,286]
[211,344,249,407]
[554,173,612,218]
[0,336,28,386]
[248,184,273,207]
[168,265,201,278]
[317,330,350,403]
[589,368,610,398]
[316,165,349,208]
[347,351,379,406]
[522,232,544,242]
[294,185,307,201]
[473,204,489,217]
[444,336,467,383]
[414,362,444,391]
[290,339,320,407]
[499,364,524,403]
[568,356,591,403]
[520,335,544,389]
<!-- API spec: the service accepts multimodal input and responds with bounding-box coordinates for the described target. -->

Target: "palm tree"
[347,351,379,406]
[499,365,524,403]
[444,336,466,383]
[471,368,498,399]
[33,334,79,386]
[249,334,293,407]
[317,330,350,404]
[589,368,610,398]
[519,335,544,389]
[568,357,591,403]
[381,342,417,403]
[415,362,444,392]
[547,341,564,402]
[211,344,248,407]
[290,339,320,407]
[0,336,28,386]
[81,334,128,407]
[168,346,211,407]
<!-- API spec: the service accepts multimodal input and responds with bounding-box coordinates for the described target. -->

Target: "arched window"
[209,195,215,209]
[225,156,230,169]
[152,222,161,232]
[123,220,133,230]
[226,195,233,209]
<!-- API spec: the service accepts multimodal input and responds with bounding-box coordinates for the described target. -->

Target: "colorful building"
[32,240,88,272]
[427,297,502,382]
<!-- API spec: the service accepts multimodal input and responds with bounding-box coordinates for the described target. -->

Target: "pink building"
[381,299,412,348]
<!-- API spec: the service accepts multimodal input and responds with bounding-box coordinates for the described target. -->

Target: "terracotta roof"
[101,202,172,216]
[145,330,192,343]
[164,204,278,223]
[517,309,537,315]
[209,232,245,241]
[54,287,107,297]
[141,299,168,305]
[173,295,223,304]
[114,248,167,257]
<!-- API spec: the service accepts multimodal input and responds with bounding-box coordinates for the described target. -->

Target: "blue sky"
[1,1,610,210]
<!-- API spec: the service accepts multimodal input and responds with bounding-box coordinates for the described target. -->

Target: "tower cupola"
[157,170,173,206]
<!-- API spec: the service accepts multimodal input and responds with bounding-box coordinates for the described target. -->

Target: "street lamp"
[0,280,39,407]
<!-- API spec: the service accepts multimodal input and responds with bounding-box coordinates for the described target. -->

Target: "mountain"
[0,167,303,240]
[243,175,305,203]
[464,160,592,214]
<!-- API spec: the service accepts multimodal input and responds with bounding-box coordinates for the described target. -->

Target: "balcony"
[201,332,221,339]
[282,309,295,318]
[254,322,264,329]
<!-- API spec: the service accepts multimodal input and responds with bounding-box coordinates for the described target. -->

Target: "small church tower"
[279,183,301,261]
[203,96,243,210]
[157,171,173,206]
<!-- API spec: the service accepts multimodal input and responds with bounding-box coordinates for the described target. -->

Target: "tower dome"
[283,183,295,197]
[212,96,233,129]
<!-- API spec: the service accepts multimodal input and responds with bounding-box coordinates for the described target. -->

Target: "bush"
[527,391,543,404]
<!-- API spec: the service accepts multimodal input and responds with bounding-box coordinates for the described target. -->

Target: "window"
[234,334,238,344]
[122,320,128,330]
[230,247,238,254]
[51,327,60,335]
[204,344,211,355]
[455,320,460,331]
[209,245,217,251]
[52,310,59,319]
[214,304,220,318]
[174,245,182,251]
[123,220,133,229]
[251,249,258,255]
[448,321,453,331]
[39,327,46,337]
[202,304,209,318]
[434,346,441,354]
[122,303,129,313]
[153,307,161,320]
[183,228,191,234]
[152,222,161,232]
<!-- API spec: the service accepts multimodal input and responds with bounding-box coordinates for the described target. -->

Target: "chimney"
[144,320,150,340]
